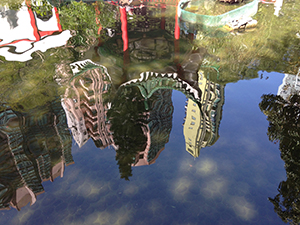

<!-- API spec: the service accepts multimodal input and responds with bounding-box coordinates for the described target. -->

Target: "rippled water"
[0,0,299,224]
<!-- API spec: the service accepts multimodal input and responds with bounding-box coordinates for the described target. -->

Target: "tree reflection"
[108,86,174,180]
[259,93,300,225]
[108,86,149,180]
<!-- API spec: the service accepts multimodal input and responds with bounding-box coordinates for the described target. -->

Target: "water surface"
[0,0,299,224]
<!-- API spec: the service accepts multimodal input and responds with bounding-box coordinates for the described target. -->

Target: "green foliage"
[259,94,300,142]
[94,1,118,30]
[0,0,23,10]
[260,94,300,225]
[58,1,117,48]
[29,0,53,17]
[58,1,99,47]
[108,86,148,180]
[1,0,53,13]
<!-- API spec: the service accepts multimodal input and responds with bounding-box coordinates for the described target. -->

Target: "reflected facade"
[183,71,224,157]
[62,59,115,149]
[132,89,173,166]
[0,101,72,210]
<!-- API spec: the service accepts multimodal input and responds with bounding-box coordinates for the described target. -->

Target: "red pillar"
[119,7,130,81]
[174,2,180,40]
[174,0,180,67]
[120,7,129,52]
[25,0,40,41]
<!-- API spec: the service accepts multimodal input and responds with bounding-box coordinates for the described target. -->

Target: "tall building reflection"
[183,70,224,157]
[59,54,224,175]
[132,89,173,166]
[62,59,116,149]
[0,101,72,210]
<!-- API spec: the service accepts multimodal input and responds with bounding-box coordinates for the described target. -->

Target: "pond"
[0,0,299,224]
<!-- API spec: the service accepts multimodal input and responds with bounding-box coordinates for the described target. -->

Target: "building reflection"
[0,100,72,210]
[61,56,224,172]
[60,0,224,172]
[62,59,116,149]
[132,89,173,166]
[277,73,300,99]
[60,59,174,178]
[0,0,227,209]
[183,70,224,157]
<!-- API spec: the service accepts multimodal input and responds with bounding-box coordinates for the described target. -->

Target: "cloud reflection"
[201,176,228,199]
[230,196,257,221]
[69,205,133,225]
[172,177,193,202]
[195,158,218,177]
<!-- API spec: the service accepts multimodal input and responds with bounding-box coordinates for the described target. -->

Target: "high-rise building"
[62,60,116,149]
[132,89,173,166]
[183,71,224,157]
[0,100,72,210]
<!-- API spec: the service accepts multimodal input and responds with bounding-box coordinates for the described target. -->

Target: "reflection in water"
[62,59,115,149]
[108,85,149,180]
[183,69,224,157]
[260,72,300,224]
[0,1,227,208]
[120,70,202,109]
[0,2,71,62]
[131,89,173,167]
[60,56,223,180]
[0,0,299,224]
[0,100,72,210]
[61,59,175,180]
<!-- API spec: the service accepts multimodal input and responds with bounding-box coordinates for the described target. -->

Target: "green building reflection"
[0,100,73,210]
[131,89,173,167]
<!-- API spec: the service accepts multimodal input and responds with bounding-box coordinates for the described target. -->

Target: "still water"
[0,0,299,224]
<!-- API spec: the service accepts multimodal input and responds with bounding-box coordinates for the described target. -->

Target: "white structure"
[0,2,71,62]
[277,69,300,100]
[274,0,283,17]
